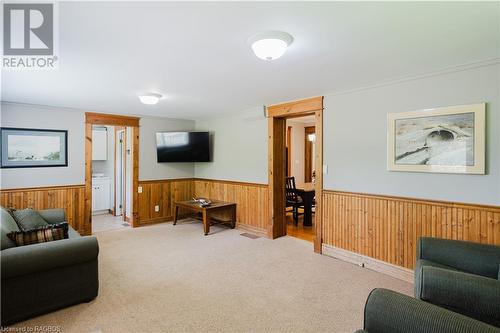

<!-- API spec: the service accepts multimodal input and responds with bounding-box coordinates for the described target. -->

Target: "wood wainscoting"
[137,179,194,225]
[193,179,269,236]
[322,190,500,270]
[137,178,269,235]
[0,185,87,235]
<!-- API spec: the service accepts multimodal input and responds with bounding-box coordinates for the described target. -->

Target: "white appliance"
[92,127,108,160]
[92,176,111,214]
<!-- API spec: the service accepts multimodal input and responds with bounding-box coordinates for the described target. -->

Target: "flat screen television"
[156,131,210,162]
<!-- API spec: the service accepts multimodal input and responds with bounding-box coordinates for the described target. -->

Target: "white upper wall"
[324,62,500,205]
[0,104,196,189]
[0,103,85,189]
[194,107,268,184]
[139,116,195,180]
[192,62,500,205]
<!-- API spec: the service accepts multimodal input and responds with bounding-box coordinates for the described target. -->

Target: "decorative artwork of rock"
[387,103,485,174]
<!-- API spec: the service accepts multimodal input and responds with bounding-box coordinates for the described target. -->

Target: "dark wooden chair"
[285,177,304,225]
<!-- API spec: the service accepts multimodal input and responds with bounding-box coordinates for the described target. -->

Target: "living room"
[1,2,499,332]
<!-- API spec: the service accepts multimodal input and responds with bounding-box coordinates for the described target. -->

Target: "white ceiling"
[2,2,499,119]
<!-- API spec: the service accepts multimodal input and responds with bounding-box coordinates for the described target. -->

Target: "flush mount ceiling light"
[248,31,293,61]
[139,93,163,105]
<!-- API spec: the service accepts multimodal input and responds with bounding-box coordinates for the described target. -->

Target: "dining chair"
[285,176,304,225]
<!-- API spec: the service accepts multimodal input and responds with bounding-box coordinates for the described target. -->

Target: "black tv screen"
[156,132,210,162]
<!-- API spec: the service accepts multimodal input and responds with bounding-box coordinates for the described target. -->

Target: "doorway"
[84,113,140,235]
[90,125,132,232]
[285,116,316,242]
[267,97,324,253]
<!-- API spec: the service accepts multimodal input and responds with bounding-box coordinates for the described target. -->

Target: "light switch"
[323,164,328,174]
[138,186,143,193]
[154,205,160,212]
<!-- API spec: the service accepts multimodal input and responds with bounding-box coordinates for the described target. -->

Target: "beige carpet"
[12,219,412,333]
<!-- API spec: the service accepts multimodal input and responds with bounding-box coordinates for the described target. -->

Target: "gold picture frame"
[387,103,485,174]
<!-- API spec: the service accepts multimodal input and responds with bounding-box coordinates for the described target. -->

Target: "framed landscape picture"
[387,103,485,174]
[0,128,68,168]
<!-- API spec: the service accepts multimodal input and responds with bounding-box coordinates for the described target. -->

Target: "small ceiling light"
[139,93,163,105]
[248,31,293,61]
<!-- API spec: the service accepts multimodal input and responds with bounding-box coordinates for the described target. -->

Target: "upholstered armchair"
[354,288,499,333]
[414,237,500,328]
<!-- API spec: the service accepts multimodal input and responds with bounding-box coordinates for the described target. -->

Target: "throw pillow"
[12,208,49,230]
[7,222,69,246]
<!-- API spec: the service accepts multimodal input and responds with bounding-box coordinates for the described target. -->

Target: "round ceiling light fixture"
[248,31,293,61]
[138,93,163,105]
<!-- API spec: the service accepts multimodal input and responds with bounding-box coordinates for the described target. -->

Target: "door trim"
[266,96,324,253]
[85,113,140,234]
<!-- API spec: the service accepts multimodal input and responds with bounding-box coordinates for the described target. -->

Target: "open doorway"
[285,116,316,242]
[267,97,324,253]
[84,113,139,235]
[90,125,132,232]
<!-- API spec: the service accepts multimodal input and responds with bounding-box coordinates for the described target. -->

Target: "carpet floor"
[12,219,412,333]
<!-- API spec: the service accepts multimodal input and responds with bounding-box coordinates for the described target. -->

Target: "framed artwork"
[387,103,485,174]
[0,127,68,168]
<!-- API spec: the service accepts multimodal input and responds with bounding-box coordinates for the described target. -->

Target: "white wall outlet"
[323,164,328,174]
[154,205,160,212]
[138,186,142,193]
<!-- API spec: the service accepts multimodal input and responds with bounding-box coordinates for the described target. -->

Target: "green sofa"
[355,288,500,333]
[415,237,500,327]
[1,207,99,326]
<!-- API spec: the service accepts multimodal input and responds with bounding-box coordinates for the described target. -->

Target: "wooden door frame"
[286,126,292,176]
[266,96,324,253]
[304,126,315,183]
[85,113,140,234]
[114,126,126,218]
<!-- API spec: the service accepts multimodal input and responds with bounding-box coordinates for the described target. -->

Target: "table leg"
[202,210,210,235]
[231,205,236,229]
[302,193,313,227]
[173,206,179,225]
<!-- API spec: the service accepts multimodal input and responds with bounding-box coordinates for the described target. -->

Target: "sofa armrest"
[360,288,499,333]
[1,236,99,279]
[418,266,500,328]
[417,237,500,279]
[38,209,66,224]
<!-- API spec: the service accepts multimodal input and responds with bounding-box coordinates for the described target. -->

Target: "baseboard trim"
[236,223,268,238]
[322,244,414,283]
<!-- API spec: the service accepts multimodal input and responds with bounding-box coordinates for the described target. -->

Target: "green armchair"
[355,288,500,333]
[415,237,500,327]
[1,207,99,326]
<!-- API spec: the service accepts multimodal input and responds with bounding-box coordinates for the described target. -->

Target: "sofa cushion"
[415,259,459,298]
[1,208,20,250]
[7,222,69,247]
[12,208,49,230]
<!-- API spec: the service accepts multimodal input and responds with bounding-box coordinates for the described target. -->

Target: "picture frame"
[0,127,68,168]
[387,103,485,174]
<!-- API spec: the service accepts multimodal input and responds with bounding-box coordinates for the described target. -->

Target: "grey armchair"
[1,207,99,326]
[355,288,500,333]
[415,237,500,327]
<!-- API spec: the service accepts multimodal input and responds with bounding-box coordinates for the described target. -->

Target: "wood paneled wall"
[322,190,500,269]
[137,179,194,225]
[0,185,87,235]
[193,179,269,235]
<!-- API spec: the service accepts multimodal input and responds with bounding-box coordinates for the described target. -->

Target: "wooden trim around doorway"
[85,113,140,234]
[304,126,315,183]
[266,96,324,253]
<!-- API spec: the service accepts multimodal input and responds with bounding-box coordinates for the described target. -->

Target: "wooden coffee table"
[173,200,236,235]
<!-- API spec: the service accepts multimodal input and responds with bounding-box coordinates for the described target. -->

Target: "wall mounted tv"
[156,131,210,162]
